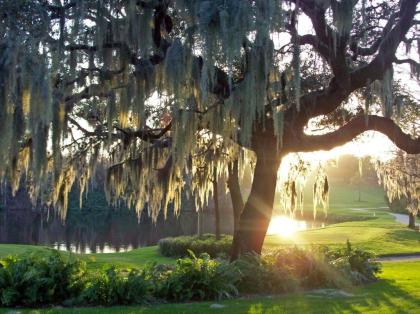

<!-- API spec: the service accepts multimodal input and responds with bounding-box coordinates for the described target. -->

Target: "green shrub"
[234,253,299,293]
[266,247,349,289]
[153,251,239,302]
[326,240,381,284]
[234,243,379,294]
[158,234,232,258]
[80,267,151,305]
[234,248,342,293]
[0,251,86,306]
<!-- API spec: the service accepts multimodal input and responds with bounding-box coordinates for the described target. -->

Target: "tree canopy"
[0,0,419,255]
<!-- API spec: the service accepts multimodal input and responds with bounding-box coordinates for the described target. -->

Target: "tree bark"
[230,146,281,260]
[227,159,244,237]
[408,212,416,229]
[197,208,203,236]
[213,169,221,240]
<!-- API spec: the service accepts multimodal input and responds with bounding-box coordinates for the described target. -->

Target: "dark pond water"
[0,207,201,253]
[0,187,208,254]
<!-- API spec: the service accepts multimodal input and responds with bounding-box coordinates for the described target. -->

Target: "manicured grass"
[267,183,420,256]
[1,260,419,313]
[87,246,173,268]
[265,218,420,256]
[0,244,172,269]
[265,211,420,256]
[290,182,388,219]
[327,182,387,209]
[0,243,47,257]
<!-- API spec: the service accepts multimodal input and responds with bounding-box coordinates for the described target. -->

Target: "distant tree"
[377,152,419,228]
[375,99,419,229]
[0,0,419,259]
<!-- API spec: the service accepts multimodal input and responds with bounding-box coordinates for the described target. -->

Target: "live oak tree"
[0,0,419,259]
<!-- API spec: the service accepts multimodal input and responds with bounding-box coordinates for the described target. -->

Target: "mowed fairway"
[0,244,172,269]
[266,183,420,256]
[264,213,420,255]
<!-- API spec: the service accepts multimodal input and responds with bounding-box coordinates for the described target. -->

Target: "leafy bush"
[80,267,151,305]
[326,240,381,284]
[158,234,232,258]
[234,248,342,293]
[234,253,299,293]
[266,247,349,289]
[234,243,380,294]
[0,251,86,306]
[153,251,239,302]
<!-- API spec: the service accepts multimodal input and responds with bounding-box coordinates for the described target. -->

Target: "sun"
[266,216,307,237]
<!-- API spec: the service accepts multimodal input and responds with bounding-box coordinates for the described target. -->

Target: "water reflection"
[52,242,136,254]
[0,209,199,253]
[267,215,326,237]
[0,187,232,254]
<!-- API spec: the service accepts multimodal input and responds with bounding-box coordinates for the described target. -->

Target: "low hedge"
[158,234,232,258]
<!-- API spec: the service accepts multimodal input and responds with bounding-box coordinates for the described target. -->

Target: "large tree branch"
[296,0,351,77]
[290,0,418,130]
[294,115,420,154]
[297,34,330,59]
[350,0,418,89]
[350,12,398,58]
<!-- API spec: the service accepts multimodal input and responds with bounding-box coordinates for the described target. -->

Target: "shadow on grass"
[387,229,420,242]
[243,279,419,314]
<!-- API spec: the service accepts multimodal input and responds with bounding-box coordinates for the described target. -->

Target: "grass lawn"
[1,260,419,314]
[264,210,420,256]
[0,244,172,269]
[266,183,420,256]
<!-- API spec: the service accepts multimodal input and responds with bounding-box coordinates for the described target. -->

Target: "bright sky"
[312,132,397,160]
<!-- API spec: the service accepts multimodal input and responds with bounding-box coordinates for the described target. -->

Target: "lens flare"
[267,216,308,237]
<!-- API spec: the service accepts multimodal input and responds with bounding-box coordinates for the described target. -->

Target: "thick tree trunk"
[213,174,221,240]
[408,212,416,229]
[227,159,244,237]
[197,208,203,236]
[230,147,281,260]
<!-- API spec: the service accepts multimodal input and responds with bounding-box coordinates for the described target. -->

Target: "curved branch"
[290,0,418,129]
[68,117,95,136]
[394,57,420,69]
[350,12,397,58]
[297,34,330,59]
[350,0,418,89]
[295,115,420,154]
